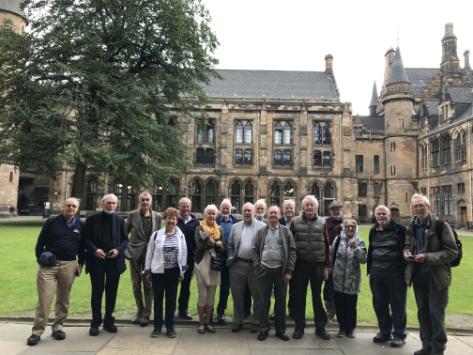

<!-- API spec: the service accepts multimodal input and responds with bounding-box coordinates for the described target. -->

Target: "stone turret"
[441,23,461,75]
[369,81,378,116]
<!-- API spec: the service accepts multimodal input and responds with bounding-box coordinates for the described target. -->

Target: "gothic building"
[1,1,472,227]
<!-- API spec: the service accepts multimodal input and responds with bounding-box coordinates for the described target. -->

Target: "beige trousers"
[32,260,77,335]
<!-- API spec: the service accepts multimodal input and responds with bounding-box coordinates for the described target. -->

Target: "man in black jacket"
[367,205,407,348]
[27,197,85,346]
[176,197,199,320]
[84,193,128,336]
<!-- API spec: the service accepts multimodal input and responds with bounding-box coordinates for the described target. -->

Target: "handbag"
[209,249,225,271]
[39,251,57,267]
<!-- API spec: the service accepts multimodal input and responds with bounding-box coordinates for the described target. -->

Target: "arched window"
[323,182,336,216]
[283,181,296,200]
[244,180,255,203]
[283,122,292,144]
[197,120,214,144]
[154,177,179,211]
[207,123,214,144]
[235,121,244,144]
[314,122,321,144]
[205,179,218,207]
[274,122,282,144]
[244,121,252,144]
[431,138,439,168]
[230,180,241,213]
[310,182,321,200]
[269,181,282,206]
[440,134,451,168]
[191,179,202,212]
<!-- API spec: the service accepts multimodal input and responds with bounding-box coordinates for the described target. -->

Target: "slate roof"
[204,69,340,100]
[356,115,385,133]
[445,86,473,104]
[405,68,439,96]
[423,100,439,116]
[387,48,410,84]
[0,0,26,20]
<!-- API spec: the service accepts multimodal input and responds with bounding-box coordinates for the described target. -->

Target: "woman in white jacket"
[145,207,187,338]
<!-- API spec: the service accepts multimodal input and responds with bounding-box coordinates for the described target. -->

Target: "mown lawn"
[0,224,471,327]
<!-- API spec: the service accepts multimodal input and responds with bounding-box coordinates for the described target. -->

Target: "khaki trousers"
[32,260,77,335]
[130,252,153,317]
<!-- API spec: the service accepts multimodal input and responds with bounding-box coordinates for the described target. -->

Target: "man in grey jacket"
[404,194,459,355]
[125,192,161,326]
[253,205,296,341]
[227,202,265,333]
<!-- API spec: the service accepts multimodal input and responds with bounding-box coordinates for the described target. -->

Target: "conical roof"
[387,47,410,84]
[0,0,26,20]
[369,81,378,107]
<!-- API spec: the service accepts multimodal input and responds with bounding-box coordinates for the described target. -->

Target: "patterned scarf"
[200,219,221,240]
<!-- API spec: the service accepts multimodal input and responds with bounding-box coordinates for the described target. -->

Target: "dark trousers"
[89,259,120,327]
[369,270,407,339]
[293,261,327,330]
[334,291,357,333]
[244,285,252,317]
[258,267,287,333]
[152,267,180,330]
[287,277,295,316]
[216,263,230,315]
[178,262,194,314]
[323,274,336,318]
[413,269,448,353]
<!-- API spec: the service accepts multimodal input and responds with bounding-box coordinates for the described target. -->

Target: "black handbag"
[209,249,225,271]
[39,251,57,267]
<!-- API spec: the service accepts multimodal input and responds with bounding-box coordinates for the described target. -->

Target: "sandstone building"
[1,1,472,227]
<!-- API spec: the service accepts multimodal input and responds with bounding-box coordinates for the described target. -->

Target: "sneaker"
[197,324,205,334]
[26,334,40,346]
[52,330,66,340]
[150,328,161,338]
[390,338,406,348]
[345,330,355,338]
[231,323,243,332]
[166,328,177,338]
[275,332,290,341]
[205,324,216,333]
[372,332,392,343]
[293,329,304,339]
[89,326,99,336]
[257,330,269,341]
[336,331,344,338]
[315,328,331,340]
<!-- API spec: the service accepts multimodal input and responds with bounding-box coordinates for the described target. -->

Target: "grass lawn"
[0,224,471,328]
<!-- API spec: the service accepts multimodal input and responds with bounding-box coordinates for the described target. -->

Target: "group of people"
[27,192,459,355]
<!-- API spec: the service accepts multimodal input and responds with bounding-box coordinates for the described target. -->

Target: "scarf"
[200,219,221,240]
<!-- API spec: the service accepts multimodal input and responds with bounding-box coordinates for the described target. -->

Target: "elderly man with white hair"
[367,204,407,348]
[84,193,128,336]
[290,195,331,340]
[255,199,268,224]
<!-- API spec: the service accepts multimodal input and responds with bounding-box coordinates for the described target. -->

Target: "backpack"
[434,220,462,267]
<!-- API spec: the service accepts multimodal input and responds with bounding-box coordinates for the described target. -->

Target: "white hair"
[219,198,233,210]
[301,195,318,209]
[255,199,267,210]
[374,205,390,214]
[411,193,431,208]
[282,199,295,209]
[101,193,118,205]
[204,204,219,216]
[178,197,191,207]
[242,202,255,213]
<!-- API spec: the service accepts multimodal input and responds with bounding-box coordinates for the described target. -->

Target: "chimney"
[325,54,333,74]
[465,50,471,71]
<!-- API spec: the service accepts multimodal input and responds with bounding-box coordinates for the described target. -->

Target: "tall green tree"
[0,0,218,198]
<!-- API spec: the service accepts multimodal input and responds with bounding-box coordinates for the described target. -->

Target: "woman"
[194,204,224,334]
[145,207,187,338]
[331,219,367,338]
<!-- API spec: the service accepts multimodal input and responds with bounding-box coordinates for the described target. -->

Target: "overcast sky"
[202,0,473,115]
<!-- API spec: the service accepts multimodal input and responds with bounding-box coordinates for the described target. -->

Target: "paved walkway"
[2,322,472,355]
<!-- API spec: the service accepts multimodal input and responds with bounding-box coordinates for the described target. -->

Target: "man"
[253,206,296,341]
[84,193,128,336]
[404,194,459,355]
[323,200,344,321]
[215,198,237,324]
[27,198,84,346]
[255,199,268,224]
[227,202,265,333]
[176,197,199,320]
[125,192,161,326]
[291,195,330,340]
[367,205,407,348]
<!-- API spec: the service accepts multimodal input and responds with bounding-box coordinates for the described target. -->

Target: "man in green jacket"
[403,193,459,355]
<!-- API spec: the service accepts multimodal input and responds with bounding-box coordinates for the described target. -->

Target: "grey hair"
[282,199,295,209]
[138,191,152,200]
[268,205,281,215]
[178,197,192,207]
[301,195,318,209]
[411,193,431,208]
[101,193,118,205]
[65,197,80,207]
[219,198,233,210]
[242,202,255,213]
[204,204,219,216]
[255,199,267,210]
[374,205,390,214]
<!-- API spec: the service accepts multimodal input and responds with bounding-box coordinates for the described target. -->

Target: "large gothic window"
[153,178,179,211]
[269,181,282,206]
[190,179,203,212]
[440,134,451,169]
[313,121,332,170]
[205,179,218,207]
[195,120,215,165]
[273,120,293,167]
[230,180,241,213]
[323,182,336,216]
[234,119,253,166]
[244,180,255,204]
[431,138,439,168]
[454,130,466,165]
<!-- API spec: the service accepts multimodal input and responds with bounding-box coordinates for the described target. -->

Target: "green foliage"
[0,0,219,190]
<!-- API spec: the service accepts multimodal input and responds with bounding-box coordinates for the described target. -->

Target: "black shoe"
[103,322,117,333]
[52,330,66,340]
[26,334,40,346]
[140,316,150,327]
[150,328,161,338]
[179,312,193,320]
[373,332,392,343]
[250,324,259,333]
[131,313,142,325]
[166,328,177,338]
[231,324,243,332]
[275,332,290,341]
[414,348,431,355]
[89,326,99,336]
[315,328,330,340]
[257,330,269,341]
[390,338,405,348]
[293,329,304,339]
[216,313,225,325]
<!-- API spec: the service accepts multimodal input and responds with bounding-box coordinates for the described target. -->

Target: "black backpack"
[434,220,462,267]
